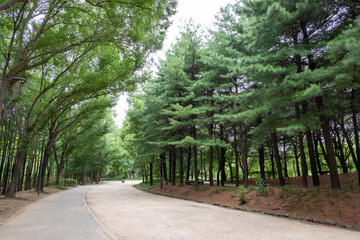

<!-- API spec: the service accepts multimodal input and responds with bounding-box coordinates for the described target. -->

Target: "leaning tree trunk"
[5,140,27,198]
[315,96,341,188]
[271,132,285,186]
[305,129,320,186]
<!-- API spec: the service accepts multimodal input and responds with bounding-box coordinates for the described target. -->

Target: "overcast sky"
[113,0,237,127]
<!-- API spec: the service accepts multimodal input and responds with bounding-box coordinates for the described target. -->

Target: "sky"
[113,0,237,127]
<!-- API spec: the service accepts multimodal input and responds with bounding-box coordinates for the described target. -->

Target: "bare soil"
[145,172,360,229]
[0,187,63,226]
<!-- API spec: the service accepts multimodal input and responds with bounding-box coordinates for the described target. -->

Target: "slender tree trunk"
[282,136,288,178]
[333,124,348,173]
[315,96,341,188]
[313,132,323,173]
[298,135,309,186]
[149,162,153,186]
[171,146,176,186]
[162,155,168,185]
[239,124,248,188]
[179,149,183,186]
[269,147,275,179]
[186,147,191,181]
[209,145,213,186]
[233,127,240,187]
[1,135,16,195]
[168,150,172,183]
[293,143,301,177]
[208,124,214,186]
[193,126,198,186]
[160,156,163,189]
[39,136,55,192]
[271,132,285,186]
[0,122,10,185]
[305,129,320,186]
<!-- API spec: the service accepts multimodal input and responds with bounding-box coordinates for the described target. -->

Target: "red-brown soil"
[143,172,360,230]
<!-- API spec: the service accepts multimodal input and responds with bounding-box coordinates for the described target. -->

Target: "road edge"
[82,191,118,240]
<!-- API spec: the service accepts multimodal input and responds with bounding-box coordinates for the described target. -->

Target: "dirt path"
[0,185,109,240]
[87,181,360,240]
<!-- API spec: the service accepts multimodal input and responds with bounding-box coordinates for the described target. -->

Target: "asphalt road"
[87,181,360,240]
[0,185,109,240]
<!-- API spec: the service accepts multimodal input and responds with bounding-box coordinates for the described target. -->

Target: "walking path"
[86,181,360,240]
[0,185,108,240]
[1,181,359,240]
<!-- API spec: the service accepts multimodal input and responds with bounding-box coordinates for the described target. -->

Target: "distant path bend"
[0,185,109,240]
[87,181,360,240]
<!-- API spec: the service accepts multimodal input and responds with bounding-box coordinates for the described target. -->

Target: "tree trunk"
[233,127,240,187]
[351,90,360,184]
[293,143,301,177]
[168,150,172,183]
[269,147,275,179]
[315,96,341,188]
[209,145,213,186]
[305,129,320,186]
[282,136,288,178]
[160,156,163,189]
[5,140,26,198]
[186,147,191,181]
[171,146,176,186]
[193,126,198,186]
[179,149,183,186]
[239,124,248,188]
[149,162,153,186]
[271,132,285,186]
[313,132,323,173]
[162,155,168,185]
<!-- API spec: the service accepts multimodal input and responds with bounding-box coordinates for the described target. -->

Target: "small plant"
[238,187,247,204]
[256,178,268,196]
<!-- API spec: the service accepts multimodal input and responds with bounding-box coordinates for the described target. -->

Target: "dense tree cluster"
[123,0,360,189]
[0,0,176,198]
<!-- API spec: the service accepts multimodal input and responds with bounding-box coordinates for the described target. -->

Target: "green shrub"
[238,187,247,204]
[63,178,77,187]
[256,178,268,196]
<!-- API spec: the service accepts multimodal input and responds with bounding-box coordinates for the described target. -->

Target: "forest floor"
[140,172,360,230]
[0,187,63,226]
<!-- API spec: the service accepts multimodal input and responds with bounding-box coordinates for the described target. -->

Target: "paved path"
[0,185,109,240]
[87,181,360,240]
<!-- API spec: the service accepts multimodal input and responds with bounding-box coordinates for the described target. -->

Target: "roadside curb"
[135,185,360,232]
[83,191,118,240]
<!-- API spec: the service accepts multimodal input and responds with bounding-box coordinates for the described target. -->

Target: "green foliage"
[255,178,268,196]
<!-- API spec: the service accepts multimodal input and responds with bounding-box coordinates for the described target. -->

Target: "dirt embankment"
[140,172,360,230]
[0,187,63,226]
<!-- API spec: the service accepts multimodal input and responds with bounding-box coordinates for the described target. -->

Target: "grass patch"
[279,185,301,198]
[56,185,67,190]
[137,180,160,190]
[343,181,360,191]
[195,185,210,191]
